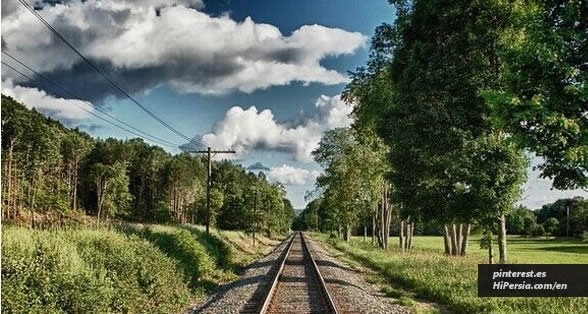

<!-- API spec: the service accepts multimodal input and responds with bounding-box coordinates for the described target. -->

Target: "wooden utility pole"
[188,147,235,234]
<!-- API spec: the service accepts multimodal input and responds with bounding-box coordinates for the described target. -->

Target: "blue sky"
[1,0,585,209]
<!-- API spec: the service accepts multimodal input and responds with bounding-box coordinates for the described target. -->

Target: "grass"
[412,235,588,264]
[312,233,588,314]
[1,224,280,313]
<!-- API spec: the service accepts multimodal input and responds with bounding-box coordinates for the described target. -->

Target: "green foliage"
[483,0,587,190]
[343,0,528,239]
[544,218,560,235]
[1,226,191,314]
[1,95,294,234]
[535,197,588,238]
[139,225,220,291]
[1,224,251,313]
[311,128,389,237]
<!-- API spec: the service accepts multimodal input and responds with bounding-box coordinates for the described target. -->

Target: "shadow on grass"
[536,245,588,254]
[178,225,233,269]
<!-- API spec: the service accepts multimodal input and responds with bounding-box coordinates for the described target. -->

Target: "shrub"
[1,227,191,314]
[532,225,546,237]
[543,218,560,235]
[141,226,219,291]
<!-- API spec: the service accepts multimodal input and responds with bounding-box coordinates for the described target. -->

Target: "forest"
[1,95,295,236]
[293,0,586,264]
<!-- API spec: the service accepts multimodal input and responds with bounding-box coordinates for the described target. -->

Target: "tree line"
[296,0,586,264]
[1,95,295,236]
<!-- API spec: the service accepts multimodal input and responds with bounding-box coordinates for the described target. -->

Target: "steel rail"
[258,232,297,314]
[259,232,339,314]
[300,232,340,314]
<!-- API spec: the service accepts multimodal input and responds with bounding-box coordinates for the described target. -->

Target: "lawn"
[311,233,588,314]
[411,234,588,264]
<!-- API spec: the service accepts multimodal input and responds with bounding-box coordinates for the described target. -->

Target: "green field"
[312,233,588,314]
[411,235,588,264]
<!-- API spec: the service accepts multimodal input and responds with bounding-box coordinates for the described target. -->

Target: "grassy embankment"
[1,224,281,313]
[312,233,588,314]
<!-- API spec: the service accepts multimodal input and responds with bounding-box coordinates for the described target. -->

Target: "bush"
[1,226,192,314]
[543,218,559,235]
[532,225,546,236]
[141,225,226,291]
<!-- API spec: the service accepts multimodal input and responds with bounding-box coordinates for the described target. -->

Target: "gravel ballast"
[187,236,292,314]
[304,235,411,314]
[187,233,410,314]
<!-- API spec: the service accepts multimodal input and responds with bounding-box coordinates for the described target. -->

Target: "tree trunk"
[456,224,463,253]
[488,230,494,264]
[72,160,78,211]
[4,140,15,219]
[460,224,471,256]
[443,225,452,255]
[498,214,507,264]
[450,223,459,256]
[399,219,405,251]
[407,220,413,250]
[372,212,376,246]
[363,224,367,242]
[345,224,351,242]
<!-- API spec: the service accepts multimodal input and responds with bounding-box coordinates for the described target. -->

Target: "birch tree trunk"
[372,212,376,246]
[488,231,494,264]
[407,220,413,250]
[460,224,471,256]
[450,224,459,256]
[443,225,452,255]
[399,220,405,252]
[364,225,367,242]
[456,224,463,253]
[498,215,507,264]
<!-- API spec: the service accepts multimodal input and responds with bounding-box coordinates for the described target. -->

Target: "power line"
[1,50,187,149]
[1,60,185,150]
[16,0,205,149]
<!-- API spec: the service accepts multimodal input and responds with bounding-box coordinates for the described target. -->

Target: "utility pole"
[189,147,235,234]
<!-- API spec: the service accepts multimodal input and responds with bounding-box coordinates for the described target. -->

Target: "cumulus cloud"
[1,0,366,100]
[1,79,93,120]
[199,94,353,161]
[268,164,321,185]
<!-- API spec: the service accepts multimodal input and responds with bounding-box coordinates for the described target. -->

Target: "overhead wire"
[16,0,207,149]
[1,50,186,148]
[1,60,186,150]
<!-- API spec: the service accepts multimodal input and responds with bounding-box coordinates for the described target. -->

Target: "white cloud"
[269,164,321,185]
[1,79,93,120]
[1,1,366,96]
[520,155,588,209]
[201,94,354,161]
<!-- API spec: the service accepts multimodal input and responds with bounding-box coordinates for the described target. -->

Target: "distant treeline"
[294,197,588,239]
[1,95,294,235]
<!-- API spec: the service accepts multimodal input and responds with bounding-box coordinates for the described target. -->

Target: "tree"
[544,218,560,235]
[89,162,132,223]
[209,186,224,229]
[483,0,587,190]
[343,0,529,262]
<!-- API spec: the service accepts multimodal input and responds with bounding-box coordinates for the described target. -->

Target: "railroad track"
[256,231,339,314]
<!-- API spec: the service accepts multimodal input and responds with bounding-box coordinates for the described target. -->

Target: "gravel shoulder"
[185,235,292,314]
[304,234,411,314]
